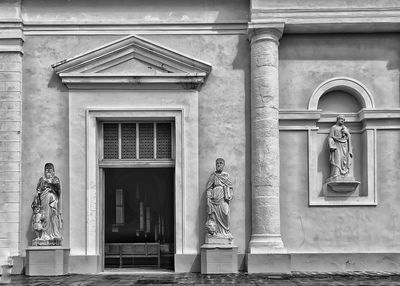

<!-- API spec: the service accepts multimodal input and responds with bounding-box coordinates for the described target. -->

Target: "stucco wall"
[279,34,400,252]
[21,0,248,24]
[280,34,400,109]
[21,34,250,257]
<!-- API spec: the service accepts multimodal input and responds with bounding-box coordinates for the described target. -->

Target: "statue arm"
[52,176,61,197]
[205,173,214,191]
[36,177,43,193]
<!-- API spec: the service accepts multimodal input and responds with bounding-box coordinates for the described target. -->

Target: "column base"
[249,234,287,254]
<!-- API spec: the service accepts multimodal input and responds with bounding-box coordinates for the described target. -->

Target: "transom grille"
[121,123,136,159]
[156,123,172,159]
[103,122,173,160]
[103,124,119,159]
[139,123,154,159]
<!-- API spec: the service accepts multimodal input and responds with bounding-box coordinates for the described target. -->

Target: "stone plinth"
[26,247,69,276]
[200,244,238,274]
[326,177,360,193]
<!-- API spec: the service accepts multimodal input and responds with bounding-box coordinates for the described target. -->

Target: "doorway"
[104,168,175,270]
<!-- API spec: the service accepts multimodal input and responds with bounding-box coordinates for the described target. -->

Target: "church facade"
[1,0,400,274]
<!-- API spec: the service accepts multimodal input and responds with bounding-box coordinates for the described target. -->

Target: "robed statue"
[31,163,63,246]
[327,114,353,181]
[205,158,233,243]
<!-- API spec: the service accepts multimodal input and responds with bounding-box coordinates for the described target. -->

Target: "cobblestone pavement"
[5,272,400,286]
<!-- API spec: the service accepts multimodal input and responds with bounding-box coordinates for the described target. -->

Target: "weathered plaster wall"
[280,34,400,109]
[21,35,120,253]
[252,0,399,10]
[144,35,251,255]
[21,0,248,24]
[279,34,400,253]
[21,34,250,258]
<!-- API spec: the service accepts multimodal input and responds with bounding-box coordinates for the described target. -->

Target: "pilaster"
[0,0,23,269]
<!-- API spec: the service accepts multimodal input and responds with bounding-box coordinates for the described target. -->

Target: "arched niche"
[308,77,375,110]
[306,77,377,206]
[280,76,400,206]
[318,90,362,114]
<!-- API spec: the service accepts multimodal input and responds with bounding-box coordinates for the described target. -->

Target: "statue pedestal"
[200,244,238,274]
[26,246,69,276]
[324,177,360,195]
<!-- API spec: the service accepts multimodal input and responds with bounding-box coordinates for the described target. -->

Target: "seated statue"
[205,158,233,243]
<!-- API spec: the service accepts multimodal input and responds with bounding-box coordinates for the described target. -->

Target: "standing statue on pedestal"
[31,163,63,246]
[327,114,352,181]
[205,158,233,244]
[325,115,359,193]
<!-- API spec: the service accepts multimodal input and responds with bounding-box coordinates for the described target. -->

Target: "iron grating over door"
[103,123,119,159]
[102,122,173,160]
[121,123,136,159]
[156,123,172,159]
[139,123,154,159]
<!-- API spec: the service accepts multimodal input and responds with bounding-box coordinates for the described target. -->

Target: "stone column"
[248,24,286,254]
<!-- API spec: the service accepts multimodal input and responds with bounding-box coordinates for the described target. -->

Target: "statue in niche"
[31,163,63,246]
[205,158,233,243]
[327,114,353,181]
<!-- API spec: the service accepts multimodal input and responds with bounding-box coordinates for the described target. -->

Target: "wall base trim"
[247,253,400,274]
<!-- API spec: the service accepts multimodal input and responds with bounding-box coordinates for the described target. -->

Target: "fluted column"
[248,24,286,254]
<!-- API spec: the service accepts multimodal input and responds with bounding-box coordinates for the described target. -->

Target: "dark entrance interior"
[104,168,175,270]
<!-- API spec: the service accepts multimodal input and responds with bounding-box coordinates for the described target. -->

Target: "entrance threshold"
[101,268,174,275]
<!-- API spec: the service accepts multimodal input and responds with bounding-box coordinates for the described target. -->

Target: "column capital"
[0,23,24,54]
[248,22,284,45]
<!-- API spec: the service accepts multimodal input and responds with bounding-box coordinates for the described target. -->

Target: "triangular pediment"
[52,35,212,90]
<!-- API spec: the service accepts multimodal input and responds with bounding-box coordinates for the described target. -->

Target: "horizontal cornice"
[251,6,400,33]
[22,22,249,36]
[58,73,207,90]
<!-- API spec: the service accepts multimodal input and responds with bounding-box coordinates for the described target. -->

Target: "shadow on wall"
[231,36,251,253]
[48,71,68,92]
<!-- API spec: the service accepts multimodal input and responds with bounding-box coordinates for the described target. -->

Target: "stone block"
[201,244,238,274]
[25,247,70,276]
[5,82,20,92]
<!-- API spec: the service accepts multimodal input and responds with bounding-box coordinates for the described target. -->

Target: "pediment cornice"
[52,34,212,90]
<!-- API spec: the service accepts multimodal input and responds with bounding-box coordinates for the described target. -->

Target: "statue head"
[205,219,217,235]
[336,114,345,126]
[44,163,55,179]
[215,158,225,173]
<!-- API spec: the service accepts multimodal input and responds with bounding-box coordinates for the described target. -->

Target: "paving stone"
[7,273,400,285]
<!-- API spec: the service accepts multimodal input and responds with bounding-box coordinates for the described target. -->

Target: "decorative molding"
[280,108,400,130]
[85,108,186,257]
[52,34,212,90]
[0,23,24,54]
[247,22,284,44]
[22,22,248,36]
[309,77,375,110]
[98,159,175,168]
[251,7,400,33]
